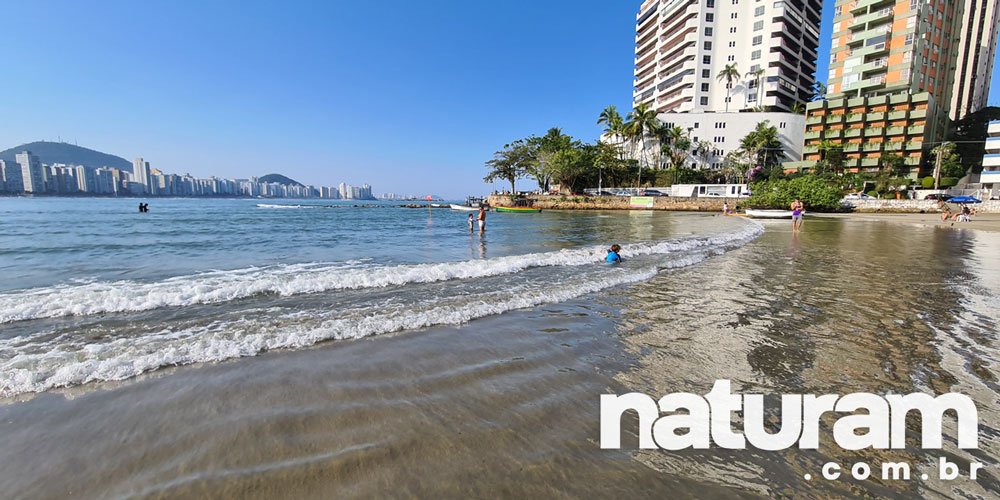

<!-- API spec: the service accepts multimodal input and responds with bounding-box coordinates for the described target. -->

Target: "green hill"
[0,141,133,172]
[258,173,303,186]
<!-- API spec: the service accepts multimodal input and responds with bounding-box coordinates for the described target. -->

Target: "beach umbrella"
[949,196,982,204]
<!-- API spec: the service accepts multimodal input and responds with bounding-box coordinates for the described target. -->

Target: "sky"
[2,0,997,198]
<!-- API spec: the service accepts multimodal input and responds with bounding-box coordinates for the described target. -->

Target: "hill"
[258,173,302,186]
[0,141,133,172]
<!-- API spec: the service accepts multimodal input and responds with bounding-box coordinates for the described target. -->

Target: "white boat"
[449,204,479,211]
[745,209,797,219]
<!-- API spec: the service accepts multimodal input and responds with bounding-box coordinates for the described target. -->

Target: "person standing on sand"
[722,202,729,215]
[790,199,804,231]
[477,206,486,233]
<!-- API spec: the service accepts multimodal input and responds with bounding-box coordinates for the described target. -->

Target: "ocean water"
[2,197,999,499]
[0,197,759,397]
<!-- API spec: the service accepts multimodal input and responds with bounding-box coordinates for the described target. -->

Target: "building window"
[751,50,761,60]
[703,55,712,64]
[706,0,715,6]
[731,12,738,19]
[702,69,711,78]
[905,33,915,45]
[705,27,714,36]
[748,93,757,102]
[730,27,737,33]
[693,122,699,128]
[701,83,710,91]
[753,20,764,31]
[752,35,762,45]
[729,41,736,47]
[700,96,709,105]
[706,13,714,22]
[754,6,765,15]
[704,41,713,50]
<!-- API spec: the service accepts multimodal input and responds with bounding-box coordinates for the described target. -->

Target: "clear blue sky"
[2,0,997,197]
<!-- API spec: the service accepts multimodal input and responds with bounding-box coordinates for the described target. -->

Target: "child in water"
[467,213,475,232]
[606,244,622,264]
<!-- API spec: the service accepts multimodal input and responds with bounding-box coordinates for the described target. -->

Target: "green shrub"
[921,176,935,189]
[866,190,879,198]
[940,177,959,188]
[747,175,845,211]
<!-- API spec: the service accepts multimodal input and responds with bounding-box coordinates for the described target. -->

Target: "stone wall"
[844,199,1000,213]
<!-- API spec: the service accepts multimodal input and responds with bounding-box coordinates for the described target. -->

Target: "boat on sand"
[745,209,797,219]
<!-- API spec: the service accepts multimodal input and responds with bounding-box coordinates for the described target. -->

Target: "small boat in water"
[745,209,797,219]
[450,196,487,211]
[495,206,542,213]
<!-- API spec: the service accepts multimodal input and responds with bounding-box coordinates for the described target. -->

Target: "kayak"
[495,206,542,213]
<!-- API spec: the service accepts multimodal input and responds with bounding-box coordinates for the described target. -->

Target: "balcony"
[863,141,883,151]
[803,145,819,154]
[910,108,927,119]
[854,7,894,27]
[903,156,921,166]
[846,113,864,123]
[824,113,844,124]
[905,141,923,151]
[886,125,905,136]
[857,58,888,74]
[804,130,821,140]
[907,125,925,135]
[853,42,889,58]
[844,143,861,153]
[853,0,893,13]
[864,127,884,137]
[981,171,1000,184]
[861,158,879,167]
[844,128,862,138]
[806,115,824,125]
[884,141,903,151]
[887,110,907,120]
[985,137,1000,152]
[865,111,886,121]
[843,158,861,168]
[824,129,843,139]
[783,160,817,171]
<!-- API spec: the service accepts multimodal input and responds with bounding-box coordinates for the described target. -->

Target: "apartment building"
[983,120,1000,196]
[788,0,997,178]
[633,0,822,113]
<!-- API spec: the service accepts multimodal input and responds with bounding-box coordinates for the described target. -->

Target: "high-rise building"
[789,0,997,177]
[16,151,45,193]
[633,0,822,113]
[132,157,151,190]
[951,0,1000,121]
[982,120,1000,196]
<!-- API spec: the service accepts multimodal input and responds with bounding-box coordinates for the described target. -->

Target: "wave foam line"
[0,249,727,397]
[0,220,763,324]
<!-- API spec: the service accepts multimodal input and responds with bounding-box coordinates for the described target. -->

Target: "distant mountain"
[258,173,303,186]
[0,141,133,172]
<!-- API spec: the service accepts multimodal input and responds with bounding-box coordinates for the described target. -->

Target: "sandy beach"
[819,212,1000,233]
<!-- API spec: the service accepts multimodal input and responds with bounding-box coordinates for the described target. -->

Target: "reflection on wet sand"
[616,219,1000,498]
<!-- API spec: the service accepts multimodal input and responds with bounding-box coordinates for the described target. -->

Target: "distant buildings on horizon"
[0,152,376,199]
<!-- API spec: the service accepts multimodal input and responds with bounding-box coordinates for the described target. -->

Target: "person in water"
[477,206,486,233]
[606,244,622,264]
[790,199,804,231]
[467,213,475,232]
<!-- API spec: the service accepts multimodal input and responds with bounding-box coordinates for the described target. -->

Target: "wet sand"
[822,212,1000,233]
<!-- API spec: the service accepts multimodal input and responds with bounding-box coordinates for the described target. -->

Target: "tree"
[878,152,906,177]
[815,140,844,176]
[625,102,660,186]
[791,102,807,115]
[694,140,714,170]
[716,63,740,112]
[597,105,626,161]
[745,68,766,111]
[484,139,535,194]
[811,81,828,102]
[528,128,574,192]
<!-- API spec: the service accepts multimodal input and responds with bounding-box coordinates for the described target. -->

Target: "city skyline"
[2,0,999,197]
[0,149,375,199]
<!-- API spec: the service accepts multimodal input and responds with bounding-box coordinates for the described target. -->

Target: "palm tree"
[695,140,714,170]
[745,68,766,111]
[625,103,659,186]
[791,102,807,115]
[597,105,625,158]
[811,81,828,102]
[716,63,740,112]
